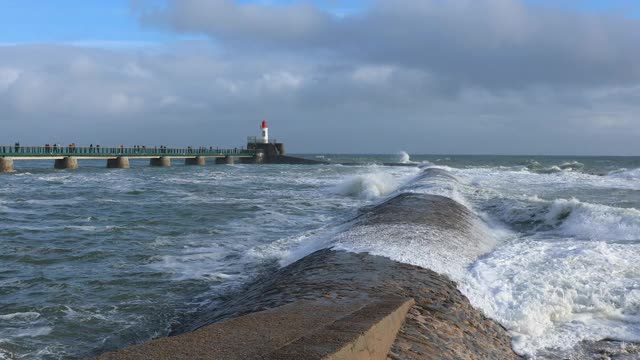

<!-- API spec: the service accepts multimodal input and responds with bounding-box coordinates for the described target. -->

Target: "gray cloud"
[136,0,330,43]
[139,0,640,89]
[1,1,639,155]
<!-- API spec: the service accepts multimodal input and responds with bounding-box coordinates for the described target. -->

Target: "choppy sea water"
[1,155,640,359]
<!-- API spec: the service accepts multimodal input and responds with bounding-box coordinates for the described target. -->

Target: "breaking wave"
[488,196,640,241]
[609,168,640,180]
[524,160,585,174]
[399,151,413,164]
[332,172,402,199]
[470,238,640,356]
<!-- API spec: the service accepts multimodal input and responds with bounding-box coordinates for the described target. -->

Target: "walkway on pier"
[0,145,255,172]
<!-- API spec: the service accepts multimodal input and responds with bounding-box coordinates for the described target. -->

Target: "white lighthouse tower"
[261,120,269,144]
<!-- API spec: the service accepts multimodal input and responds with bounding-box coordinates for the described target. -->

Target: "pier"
[0,122,329,173]
[0,145,255,173]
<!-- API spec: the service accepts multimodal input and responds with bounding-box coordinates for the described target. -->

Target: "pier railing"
[0,145,255,157]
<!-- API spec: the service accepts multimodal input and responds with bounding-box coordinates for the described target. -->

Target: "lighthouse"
[261,120,269,144]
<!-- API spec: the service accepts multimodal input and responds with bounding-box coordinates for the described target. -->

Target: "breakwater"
[103,169,519,359]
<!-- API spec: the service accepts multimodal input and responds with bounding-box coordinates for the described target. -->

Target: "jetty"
[0,121,326,173]
[0,145,255,172]
[96,180,519,360]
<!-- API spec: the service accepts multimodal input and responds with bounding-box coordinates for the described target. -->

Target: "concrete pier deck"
[96,297,414,360]
[0,145,255,172]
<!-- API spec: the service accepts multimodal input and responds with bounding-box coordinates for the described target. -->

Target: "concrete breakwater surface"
[2,155,640,359]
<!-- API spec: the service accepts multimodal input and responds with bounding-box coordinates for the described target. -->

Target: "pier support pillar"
[107,157,130,169]
[150,157,171,167]
[215,156,235,165]
[54,157,78,170]
[0,157,15,173]
[185,156,206,166]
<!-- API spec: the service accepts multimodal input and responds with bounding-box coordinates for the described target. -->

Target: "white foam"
[24,198,85,206]
[439,165,640,356]
[466,238,640,356]
[332,172,401,199]
[0,349,13,360]
[332,220,498,281]
[153,250,240,281]
[0,312,40,321]
[399,151,413,164]
[401,168,471,208]
[609,168,640,180]
[544,198,640,241]
[558,161,584,170]
[65,225,98,231]
[13,327,52,338]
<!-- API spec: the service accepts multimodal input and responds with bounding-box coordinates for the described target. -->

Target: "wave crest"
[609,168,640,180]
[399,151,411,164]
[524,160,585,174]
[333,172,400,199]
[489,196,640,241]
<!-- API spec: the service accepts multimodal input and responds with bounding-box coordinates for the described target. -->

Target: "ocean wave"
[545,198,640,241]
[0,312,40,321]
[486,195,640,241]
[468,239,640,356]
[13,327,52,338]
[399,151,413,164]
[609,168,640,180]
[332,172,401,199]
[534,165,563,174]
[523,160,585,174]
[401,167,471,208]
[558,161,585,170]
[330,192,498,281]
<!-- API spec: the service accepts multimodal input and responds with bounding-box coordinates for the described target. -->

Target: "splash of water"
[399,151,411,164]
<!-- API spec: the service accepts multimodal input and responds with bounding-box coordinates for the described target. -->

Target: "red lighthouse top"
[261,120,268,129]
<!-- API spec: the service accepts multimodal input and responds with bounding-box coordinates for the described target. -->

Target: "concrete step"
[95,297,414,360]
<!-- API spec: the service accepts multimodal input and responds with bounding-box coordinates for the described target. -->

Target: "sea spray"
[332,172,401,199]
[399,151,412,164]
[609,167,640,180]
[468,237,640,355]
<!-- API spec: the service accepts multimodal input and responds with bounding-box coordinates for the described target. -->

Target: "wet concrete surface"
[172,248,518,360]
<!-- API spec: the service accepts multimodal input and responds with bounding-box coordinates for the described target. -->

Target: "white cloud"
[261,71,304,91]
[351,65,394,85]
[0,67,20,92]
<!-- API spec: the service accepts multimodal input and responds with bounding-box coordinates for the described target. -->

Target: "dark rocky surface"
[356,191,477,229]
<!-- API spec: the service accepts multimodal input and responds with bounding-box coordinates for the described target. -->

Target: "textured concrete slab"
[165,249,518,360]
[95,298,382,360]
[266,297,414,360]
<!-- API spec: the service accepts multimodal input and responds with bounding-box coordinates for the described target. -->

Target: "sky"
[1,0,640,155]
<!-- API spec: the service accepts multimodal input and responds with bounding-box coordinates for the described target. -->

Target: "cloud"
[137,0,331,43]
[0,67,21,91]
[137,0,640,90]
[1,1,640,154]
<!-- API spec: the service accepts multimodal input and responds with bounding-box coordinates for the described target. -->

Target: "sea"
[1,153,640,359]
